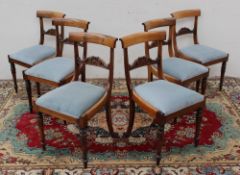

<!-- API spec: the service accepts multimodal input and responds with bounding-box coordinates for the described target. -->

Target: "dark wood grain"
[120,30,205,166]
[171,9,229,91]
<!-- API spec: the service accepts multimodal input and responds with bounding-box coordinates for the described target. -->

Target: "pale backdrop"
[0,0,239,79]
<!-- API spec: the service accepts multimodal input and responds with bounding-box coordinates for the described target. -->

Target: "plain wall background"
[0,0,240,79]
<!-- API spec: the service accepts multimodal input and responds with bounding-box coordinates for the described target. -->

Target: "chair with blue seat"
[33,32,117,168]
[143,18,209,94]
[8,10,65,93]
[23,18,90,112]
[120,31,205,166]
[171,9,229,91]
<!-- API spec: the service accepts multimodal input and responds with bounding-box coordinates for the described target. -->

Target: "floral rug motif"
[0,77,240,174]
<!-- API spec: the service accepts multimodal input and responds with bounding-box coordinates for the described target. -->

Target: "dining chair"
[33,32,117,168]
[8,10,65,93]
[171,9,229,91]
[23,18,90,113]
[143,18,209,94]
[120,31,205,165]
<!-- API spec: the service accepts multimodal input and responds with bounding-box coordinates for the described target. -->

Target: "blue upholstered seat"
[180,44,228,64]
[36,81,105,118]
[134,80,204,116]
[25,57,74,83]
[9,45,55,65]
[161,57,208,81]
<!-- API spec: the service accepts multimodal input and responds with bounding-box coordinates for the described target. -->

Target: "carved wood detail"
[84,56,109,69]
[44,28,57,36]
[176,27,194,36]
[130,56,157,70]
[149,40,169,49]
[62,38,84,47]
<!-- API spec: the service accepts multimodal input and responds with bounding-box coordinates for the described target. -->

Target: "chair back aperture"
[120,31,166,97]
[69,32,117,96]
[52,18,90,56]
[36,10,65,45]
[143,18,176,57]
[171,9,201,51]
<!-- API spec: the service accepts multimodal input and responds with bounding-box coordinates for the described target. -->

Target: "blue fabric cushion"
[161,57,208,81]
[25,57,74,83]
[180,44,228,64]
[10,45,55,65]
[36,81,105,118]
[134,80,204,116]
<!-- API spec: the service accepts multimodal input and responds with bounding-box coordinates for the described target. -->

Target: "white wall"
[0,0,240,79]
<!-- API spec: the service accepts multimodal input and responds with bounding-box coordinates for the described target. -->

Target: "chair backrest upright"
[120,31,166,96]
[36,10,65,45]
[143,17,176,57]
[69,32,117,96]
[52,18,90,56]
[171,9,201,51]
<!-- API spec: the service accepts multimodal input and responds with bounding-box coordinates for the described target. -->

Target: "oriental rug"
[0,77,240,174]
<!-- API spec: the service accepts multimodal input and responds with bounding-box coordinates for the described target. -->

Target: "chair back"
[120,31,166,96]
[36,10,65,45]
[143,17,175,57]
[52,18,90,56]
[171,9,201,52]
[69,32,117,96]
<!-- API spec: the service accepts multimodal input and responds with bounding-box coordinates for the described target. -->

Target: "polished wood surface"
[143,17,176,31]
[8,10,65,93]
[37,11,65,45]
[120,31,205,166]
[143,17,209,94]
[171,9,201,19]
[34,32,117,168]
[24,18,90,113]
[36,10,65,18]
[53,18,90,56]
[171,9,228,91]
[69,32,117,48]
[52,18,90,30]
[120,31,166,48]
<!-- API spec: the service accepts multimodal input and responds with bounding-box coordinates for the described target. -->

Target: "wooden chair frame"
[143,17,209,94]
[33,32,117,168]
[8,10,65,93]
[120,31,205,165]
[23,18,90,113]
[171,9,229,91]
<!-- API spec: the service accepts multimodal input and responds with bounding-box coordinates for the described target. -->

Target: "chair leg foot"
[36,82,41,97]
[38,112,46,150]
[196,80,200,92]
[78,126,88,168]
[148,71,153,82]
[81,66,86,82]
[105,101,118,138]
[173,118,177,124]
[25,79,33,113]
[194,108,203,147]
[219,61,227,91]
[83,159,88,169]
[156,122,165,166]
[10,62,18,93]
[124,99,135,138]
[201,77,207,95]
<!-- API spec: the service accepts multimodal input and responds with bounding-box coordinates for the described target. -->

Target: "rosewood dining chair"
[171,9,229,91]
[143,18,209,94]
[23,18,90,112]
[33,32,117,168]
[8,10,65,93]
[120,31,205,165]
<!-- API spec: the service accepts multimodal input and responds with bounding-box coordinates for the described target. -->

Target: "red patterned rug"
[0,77,240,174]
[16,102,222,153]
